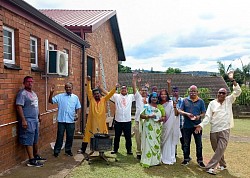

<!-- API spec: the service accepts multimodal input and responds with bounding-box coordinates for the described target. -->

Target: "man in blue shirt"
[179,85,206,168]
[49,82,81,157]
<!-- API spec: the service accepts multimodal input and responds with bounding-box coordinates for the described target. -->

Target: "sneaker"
[217,166,227,171]
[65,151,73,156]
[27,159,44,167]
[34,155,47,162]
[181,160,189,166]
[198,162,206,168]
[77,149,83,154]
[206,168,216,175]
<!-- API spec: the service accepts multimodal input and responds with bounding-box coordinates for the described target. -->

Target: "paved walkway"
[0,139,85,178]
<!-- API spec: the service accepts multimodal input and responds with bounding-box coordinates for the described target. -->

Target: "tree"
[118,64,132,73]
[166,67,182,74]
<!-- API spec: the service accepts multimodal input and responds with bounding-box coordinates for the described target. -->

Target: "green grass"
[67,119,250,178]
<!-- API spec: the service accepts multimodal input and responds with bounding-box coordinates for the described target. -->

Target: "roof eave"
[6,0,90,48]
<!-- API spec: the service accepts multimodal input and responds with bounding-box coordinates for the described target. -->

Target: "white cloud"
[25,0,250,72]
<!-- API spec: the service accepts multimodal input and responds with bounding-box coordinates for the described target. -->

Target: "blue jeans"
[54,122,75,154]
[183,127,203,162]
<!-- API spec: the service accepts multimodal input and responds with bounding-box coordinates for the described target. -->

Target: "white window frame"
[30,36,38,67]
[49,44,55,50]
[3,26,15,64]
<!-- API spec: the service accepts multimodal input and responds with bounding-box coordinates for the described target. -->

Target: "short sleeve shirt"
[16,89,39,122]
[180,97,206,128]
[52,93,81,123]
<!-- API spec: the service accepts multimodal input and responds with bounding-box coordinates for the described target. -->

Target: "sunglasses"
[218,92,226,95]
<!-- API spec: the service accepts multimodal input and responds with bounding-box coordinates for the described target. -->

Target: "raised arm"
[49,84,55,104]
[86,76,92,100]
[167,78,171,96]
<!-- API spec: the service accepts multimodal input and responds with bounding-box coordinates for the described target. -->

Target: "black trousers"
[183,127,203,162]
[54,122,75,154]
[113,120,132,152]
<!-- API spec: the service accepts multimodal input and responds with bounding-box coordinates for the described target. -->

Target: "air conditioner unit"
[47,50,68,76]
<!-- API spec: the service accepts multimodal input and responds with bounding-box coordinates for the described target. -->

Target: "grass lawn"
[67,119,250,178]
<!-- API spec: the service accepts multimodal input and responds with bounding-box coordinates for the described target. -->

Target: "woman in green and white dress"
[140,92,166,168]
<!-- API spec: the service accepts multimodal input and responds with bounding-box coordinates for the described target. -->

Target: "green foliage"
[118,64,132,73]
[165,67,182,74]
[217,60,250,87]
[184,87,211,104]
[236,86,250,105]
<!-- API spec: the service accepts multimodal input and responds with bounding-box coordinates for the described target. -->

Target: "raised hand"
[87,76,91,81]
[96,80,100,88]
[50,84,55,93]
[167,78,172,84]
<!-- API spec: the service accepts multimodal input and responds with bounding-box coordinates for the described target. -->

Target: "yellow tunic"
[83,81,116,143]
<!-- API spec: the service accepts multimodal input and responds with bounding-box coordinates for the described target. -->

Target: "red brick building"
[0,0,125,172]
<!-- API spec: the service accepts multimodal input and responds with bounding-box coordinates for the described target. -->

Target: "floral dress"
[140,104,165,168]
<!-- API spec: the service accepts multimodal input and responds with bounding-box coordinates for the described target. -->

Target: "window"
[62,49,69,54]
[49,44,55,50]
[3,26,15,64]
[30,36,38,67]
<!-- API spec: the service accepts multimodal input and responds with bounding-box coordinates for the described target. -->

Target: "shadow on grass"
[142,157,240,178]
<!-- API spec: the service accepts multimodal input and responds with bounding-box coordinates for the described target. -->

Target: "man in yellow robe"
[80,76,117,155]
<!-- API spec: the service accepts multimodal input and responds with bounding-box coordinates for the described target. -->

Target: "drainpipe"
[81,44,86,133]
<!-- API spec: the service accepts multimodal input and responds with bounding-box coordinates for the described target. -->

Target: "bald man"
[179,85,206,167]
[49,82,81,157]
[195,79,241,175]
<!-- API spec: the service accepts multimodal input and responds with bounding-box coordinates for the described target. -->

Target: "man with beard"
[179,85,206,168]
[49,82,81,157]
[195,78,241,175]
[80,76,117,156]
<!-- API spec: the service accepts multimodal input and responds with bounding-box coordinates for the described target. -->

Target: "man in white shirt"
[111,76,136,155]
[195,78,241,175]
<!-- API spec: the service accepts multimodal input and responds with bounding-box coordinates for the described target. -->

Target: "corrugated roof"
[40,10,116,31]
[41,9,126,61]
[118,73,230,98]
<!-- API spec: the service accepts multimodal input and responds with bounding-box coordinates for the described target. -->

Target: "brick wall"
[85,21,119,117]
[0,7,83,172]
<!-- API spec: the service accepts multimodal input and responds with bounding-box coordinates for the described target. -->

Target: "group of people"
[17,74,242,175]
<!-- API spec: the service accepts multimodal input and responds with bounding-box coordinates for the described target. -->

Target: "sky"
[25,0,250,72]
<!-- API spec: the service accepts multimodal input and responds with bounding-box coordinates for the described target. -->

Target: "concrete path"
[0,139,84,178]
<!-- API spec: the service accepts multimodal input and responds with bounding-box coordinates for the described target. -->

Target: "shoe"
[127,151,133,155]
[65,151,73,156]
[77,149,83,154]
[34,155,47,162]
[136,155,141,159]
[181,160,189,166]
[198,162,206,168]
[217,166,227,171]
[54,153,59,157]
[111,151,118,154]
[27,159,44,167]
[206,168,216,175]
